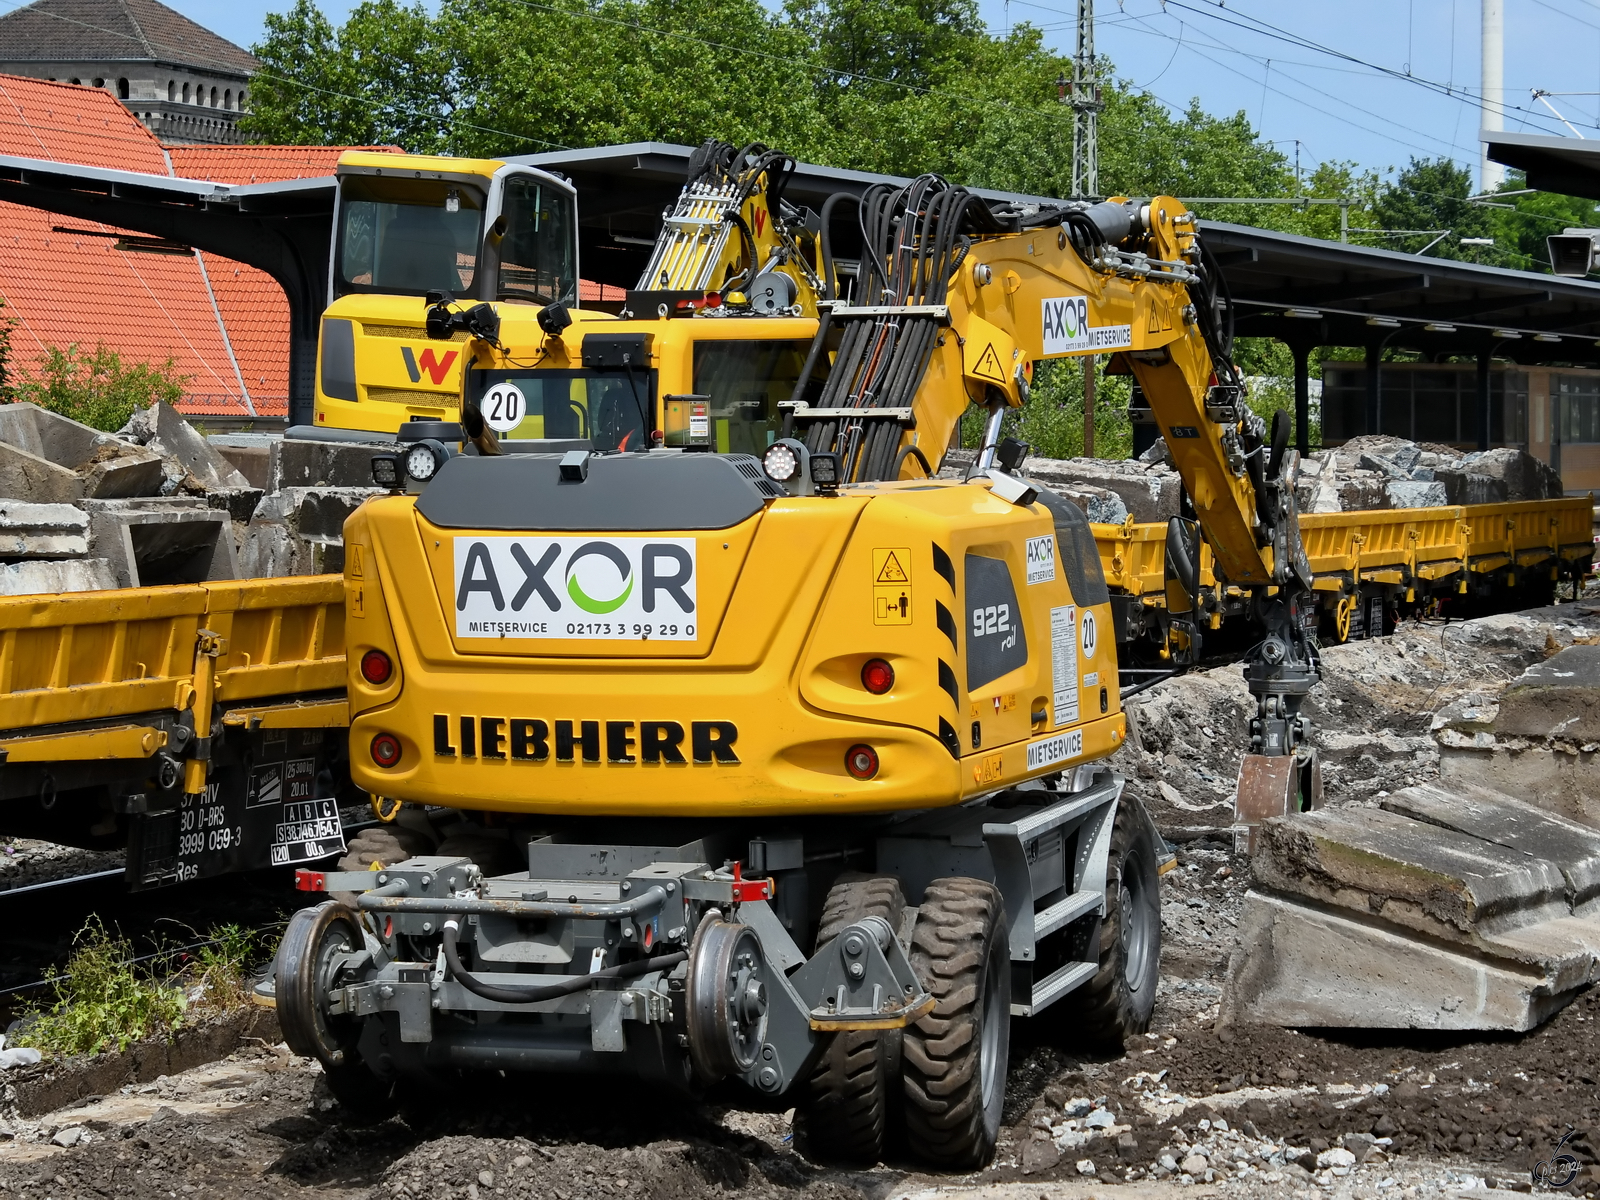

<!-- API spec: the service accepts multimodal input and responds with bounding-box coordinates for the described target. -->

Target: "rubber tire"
[793,873,905,1166]
[1058,800,1161,1050]
[901,877,1010,1171]
[334,825,435,906]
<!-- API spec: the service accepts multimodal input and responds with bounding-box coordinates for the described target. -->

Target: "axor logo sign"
[454,536,697,641]
[1041,296,1133,356]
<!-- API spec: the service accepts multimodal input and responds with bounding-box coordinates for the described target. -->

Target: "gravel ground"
[2,596,1598,1199]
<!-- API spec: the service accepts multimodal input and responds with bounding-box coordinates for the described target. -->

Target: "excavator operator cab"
[313,153,579,436]
[332,155,576,306]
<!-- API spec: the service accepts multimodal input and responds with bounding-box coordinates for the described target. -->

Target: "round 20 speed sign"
[481,383,526,434]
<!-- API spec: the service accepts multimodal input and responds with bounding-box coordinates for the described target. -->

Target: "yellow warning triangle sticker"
[971,342,1006,383]
[876,552,909,583]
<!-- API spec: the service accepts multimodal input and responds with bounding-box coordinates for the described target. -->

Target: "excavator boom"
[788,176,1320,807]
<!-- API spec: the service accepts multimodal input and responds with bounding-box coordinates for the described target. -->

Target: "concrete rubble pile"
[1222,637,1600,1033]
[945,432,1566,522]
[1294,434,1566,514]
[0,401,387,595]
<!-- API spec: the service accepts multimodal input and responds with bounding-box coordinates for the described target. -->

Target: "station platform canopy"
[525,141,1600,368]
[6,138,1600,430]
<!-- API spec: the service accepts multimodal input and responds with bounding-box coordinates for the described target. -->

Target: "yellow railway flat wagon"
[0,577,353,889]
[1464,497,1597,581]
[1091,496,1595,651]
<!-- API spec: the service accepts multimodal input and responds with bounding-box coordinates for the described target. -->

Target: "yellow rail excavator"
[276,149,1319,1168]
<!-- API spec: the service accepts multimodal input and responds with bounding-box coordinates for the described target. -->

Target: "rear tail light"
[360,649,393,685]
[371,733,402,768]
[861,658,895,694]
[845,744,879,780]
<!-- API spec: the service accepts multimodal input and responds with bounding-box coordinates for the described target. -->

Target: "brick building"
[0,0,257,145]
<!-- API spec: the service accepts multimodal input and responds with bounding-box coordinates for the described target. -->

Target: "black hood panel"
[416,452,783,531]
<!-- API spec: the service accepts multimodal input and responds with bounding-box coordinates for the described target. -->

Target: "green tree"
[241,0,457,150]
[244,0,1319,212]
[0,297,15,402]
[14,344,188,431]
[1371,156,1492,261]
[1476,172,1600,274]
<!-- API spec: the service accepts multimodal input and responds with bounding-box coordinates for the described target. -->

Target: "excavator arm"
[624,139,825,319]
[787,175,1320,809]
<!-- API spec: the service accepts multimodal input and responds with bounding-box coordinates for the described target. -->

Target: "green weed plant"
[12,918,266,1058]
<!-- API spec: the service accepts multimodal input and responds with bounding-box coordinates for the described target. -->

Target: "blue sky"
[167,0,1600,188]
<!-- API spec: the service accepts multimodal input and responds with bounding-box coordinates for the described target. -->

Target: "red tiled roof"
[0,73,166,170]
[0,75,256,413]
[168,143,398,185]
[0,75,394,421]
[0,85,613,422]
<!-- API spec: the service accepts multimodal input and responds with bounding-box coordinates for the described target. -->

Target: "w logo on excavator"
[401,346,459,386]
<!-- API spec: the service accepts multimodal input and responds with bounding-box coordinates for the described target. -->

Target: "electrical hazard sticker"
[969,342,1008,383]
[873,548,912,625]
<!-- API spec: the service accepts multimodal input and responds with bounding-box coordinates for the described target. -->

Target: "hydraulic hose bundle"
[802,176,1007,483]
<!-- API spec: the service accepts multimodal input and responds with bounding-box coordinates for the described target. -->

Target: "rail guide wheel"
[276,900,393,1119]
[685,917,774,1086]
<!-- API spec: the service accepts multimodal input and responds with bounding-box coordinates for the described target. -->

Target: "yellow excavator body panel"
[461,308,819,451]
[343,476,1124,818]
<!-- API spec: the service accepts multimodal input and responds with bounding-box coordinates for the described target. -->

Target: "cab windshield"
[335,175,483,298]
[691,339,827,455]
[472,368,653,454]
[495,175,577,306]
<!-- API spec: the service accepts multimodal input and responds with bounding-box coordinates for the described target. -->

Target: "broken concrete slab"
[206,433,277,491]
[81,501,238,588]
[0,403,163,498]
[1434,467,1509,507]
[237,487,378,577]
[1382,782,1600,912]
[0,441,84,504]
[1028,479,1129,525]
[1223,784,1600,1030]
[1223,889,1576,1032]
[119,402,251,491]
[1435,645,1600,825]
[1384,479,1448,508]
[1460,446,1565,501]
[273,437,392,491]
[201,487,265,525]
[0,558,116,596]
[1022,455,1182,522]
[1250,804,1572,940]
[0,502,88,558]
[1494,645,1600,742]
